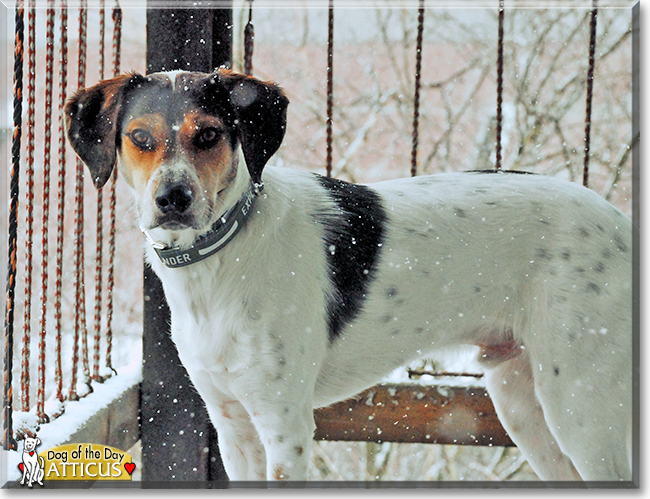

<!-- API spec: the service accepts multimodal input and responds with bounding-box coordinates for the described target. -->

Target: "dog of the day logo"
[18,438,135,485]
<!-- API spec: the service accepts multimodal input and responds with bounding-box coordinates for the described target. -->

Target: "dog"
[19,436,44,487]
[65,69,633,482]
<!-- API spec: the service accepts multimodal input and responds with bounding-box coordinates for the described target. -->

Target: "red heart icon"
[124,462,136,475]
[29,451,34,456]
[18,463,24,473]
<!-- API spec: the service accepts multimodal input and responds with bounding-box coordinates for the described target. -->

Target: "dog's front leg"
[188,367,313,481]
[26,464,35,487]
[205,383,314,482]
[180,367,267,481]
[234,331,321,482]
[210,397,267,481]
[248,399,315,482]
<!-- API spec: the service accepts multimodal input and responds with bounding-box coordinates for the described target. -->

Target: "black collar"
[144,182,261,268]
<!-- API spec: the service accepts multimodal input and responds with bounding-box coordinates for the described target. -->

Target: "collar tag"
[146,183,259,268]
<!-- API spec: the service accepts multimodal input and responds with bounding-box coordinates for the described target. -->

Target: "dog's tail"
[38,456,45,468]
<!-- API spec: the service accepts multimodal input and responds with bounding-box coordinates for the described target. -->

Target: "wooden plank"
[62,384,141,452]
[314,383,514,447]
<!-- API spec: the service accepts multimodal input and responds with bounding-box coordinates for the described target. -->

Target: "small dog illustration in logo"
[19,437,44,487]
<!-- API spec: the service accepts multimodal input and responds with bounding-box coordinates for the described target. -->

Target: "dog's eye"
[195,127,222,149]
[128,129,154,150]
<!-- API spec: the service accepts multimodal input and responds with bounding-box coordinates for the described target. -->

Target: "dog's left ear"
[65,74,136,189]
[215,70,289,187]
[35,438,40,446]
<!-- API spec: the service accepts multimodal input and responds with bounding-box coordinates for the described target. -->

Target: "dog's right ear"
[65,74,138,189]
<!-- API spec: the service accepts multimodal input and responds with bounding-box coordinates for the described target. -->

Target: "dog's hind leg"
[484,349,583,481]
[526,328,632,482]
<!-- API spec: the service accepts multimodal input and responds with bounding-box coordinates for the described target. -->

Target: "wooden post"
[141,5,232,484]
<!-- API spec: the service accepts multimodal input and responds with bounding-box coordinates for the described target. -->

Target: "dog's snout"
[155,184,194,214]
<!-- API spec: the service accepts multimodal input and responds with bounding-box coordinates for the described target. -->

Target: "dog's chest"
[157,261,256,375]
[172,309,241,369]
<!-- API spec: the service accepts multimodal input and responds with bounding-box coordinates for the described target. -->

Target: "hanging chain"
[411,0,425,177]
[583,0,598,188]
[3,0,25,451]
[54,0,68,406]
[106,0,122,375]
[243,0,254,76]
[495,0,505,170]
[93,0,106,381]
[325,0,334,177]
[21,0,36,413]
[70,0,89,401]
[36,1,56,425]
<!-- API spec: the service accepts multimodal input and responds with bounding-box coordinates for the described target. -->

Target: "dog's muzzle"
[153,182,196,230]
[144,182,261,268]
[156,183,193,214]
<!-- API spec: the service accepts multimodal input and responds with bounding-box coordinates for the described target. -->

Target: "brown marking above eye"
[179,112,226,152]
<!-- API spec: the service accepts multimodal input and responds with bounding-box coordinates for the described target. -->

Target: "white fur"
[137,157,632,482]
[152,70,183,91]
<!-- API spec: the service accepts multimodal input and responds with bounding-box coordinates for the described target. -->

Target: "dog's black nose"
[155,184,193,214]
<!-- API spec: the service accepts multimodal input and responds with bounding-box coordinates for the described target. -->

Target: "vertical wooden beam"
[142,4,232,483]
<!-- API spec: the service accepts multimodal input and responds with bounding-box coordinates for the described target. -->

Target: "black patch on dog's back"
[313,175,387,343]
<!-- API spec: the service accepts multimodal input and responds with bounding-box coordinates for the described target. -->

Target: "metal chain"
[21,0,36,413]
[325,0,334,177]
[54,0,68,406]
[70,0,89,401]
[37,1,55,425]
[583,0,598,188]
[93,0,106,381]
[3,0,25,451]
[106,0,122,375]
[410,0,425,177]
[78,4,91,388]
[495,0,505,170]
[243,0,254,76]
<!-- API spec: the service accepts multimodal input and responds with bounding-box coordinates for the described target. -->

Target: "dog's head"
[23,437,40,452]
[65,69,288,236]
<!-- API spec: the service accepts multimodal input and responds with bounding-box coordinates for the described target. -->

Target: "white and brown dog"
[65,69,633,482]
